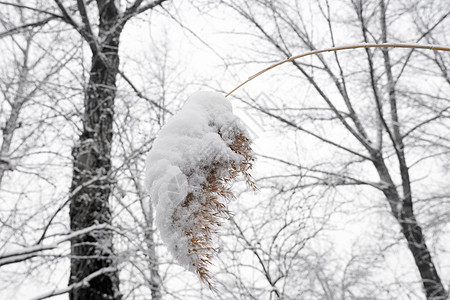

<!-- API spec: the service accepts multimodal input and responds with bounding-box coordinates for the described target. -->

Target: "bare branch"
[395,10,450,84]
[125,0,145,15]
[0,17,56,40]
[76,0,98,50]
[258,154,385,190]
[122,0,168,23]
[238,95,374,161]
[0,224,114,267]
[53,0,94,50]
[0,1,62,18]
[30,267,118,300]
[53,0,80,29]
[118,69,173,115]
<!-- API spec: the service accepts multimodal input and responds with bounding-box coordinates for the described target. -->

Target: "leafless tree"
[0,0,170,299]
[52,1,169,299]
[219,0,450,299]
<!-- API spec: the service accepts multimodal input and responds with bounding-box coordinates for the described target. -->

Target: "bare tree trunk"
[373,156,447,300]
[400,216,446,299]
[68,2,123,299]
[377,2,446,299]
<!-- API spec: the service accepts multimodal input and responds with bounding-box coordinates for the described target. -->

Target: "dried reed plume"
[177,130,256,290]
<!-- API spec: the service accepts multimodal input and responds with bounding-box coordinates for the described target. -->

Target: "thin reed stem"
[225,43,450,97]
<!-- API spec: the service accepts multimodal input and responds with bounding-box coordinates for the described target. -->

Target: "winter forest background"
[1,0,450,299]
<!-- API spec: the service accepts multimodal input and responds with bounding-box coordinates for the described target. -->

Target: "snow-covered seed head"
[145,91,255,290]
[185,131,255,288]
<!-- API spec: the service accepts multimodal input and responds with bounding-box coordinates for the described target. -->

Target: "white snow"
[145,91,252,279]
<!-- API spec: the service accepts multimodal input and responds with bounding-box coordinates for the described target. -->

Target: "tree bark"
[377,1,446,298]
[373,156,447,300]
[68,2,123,299]
[400,216,446,299]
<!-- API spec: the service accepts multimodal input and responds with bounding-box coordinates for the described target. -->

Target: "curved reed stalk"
[225,43,450,97]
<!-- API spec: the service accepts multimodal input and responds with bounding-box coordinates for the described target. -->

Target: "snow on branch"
[0,223,114,267]
[145,91,255,289]
[29,267,117,300]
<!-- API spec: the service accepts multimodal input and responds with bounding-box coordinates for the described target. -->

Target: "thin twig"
[0,1,63,18]
[0,17,56,39]
[118,69,173,115]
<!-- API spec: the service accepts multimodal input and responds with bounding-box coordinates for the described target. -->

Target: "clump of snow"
[145,91,255,287]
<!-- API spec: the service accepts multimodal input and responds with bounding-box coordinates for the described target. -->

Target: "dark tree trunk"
[69,2,123,299]
[377,1,447,297]
[373,156,447,300]
[399,212,447,299]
